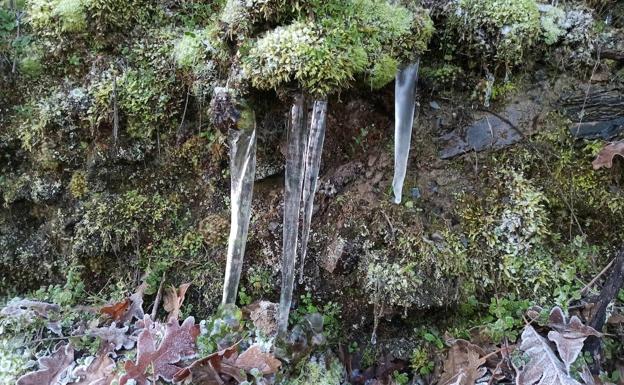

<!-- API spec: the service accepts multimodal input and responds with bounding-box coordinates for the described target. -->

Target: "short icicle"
[278,94,308,334]
[392,60,420,204]
[299,99,328,284]
[222,123,257,305]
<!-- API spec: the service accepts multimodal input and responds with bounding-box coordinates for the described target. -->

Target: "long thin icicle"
[392,60,420,204]
[299,100,328,284]
[222,125,257,305]
[278,95,308,334]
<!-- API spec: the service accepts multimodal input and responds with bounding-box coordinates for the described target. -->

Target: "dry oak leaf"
[163,283,191,322]
[514,325,582,385]
[17,344,74,385]
[235,344,281,374]
[438,340,487,385]
[547,307,602,374]
[119,315,200,385]
[592,141,624,170]
[100,299,131,321]
[173,344,246,385]
[101,283,146,323]
[71,343,117,385]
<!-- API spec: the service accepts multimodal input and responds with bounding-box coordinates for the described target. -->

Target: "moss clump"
[283,354,344,385]
[361,225,468,312]
[539,4,566,45]
[450,0,540,68]
[172,32,206,69]
[242,0,433,95]
[68,171,87,199]
[368,54,399,90]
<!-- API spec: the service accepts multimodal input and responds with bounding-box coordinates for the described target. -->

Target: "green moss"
[450,0,540,68]
[283,354,344,385]
[54,0,87,32]
[368,54,398,90]
[242,0,433,95]
[69,171,87,199]
[420,63,463,87]
[539,4,566,45]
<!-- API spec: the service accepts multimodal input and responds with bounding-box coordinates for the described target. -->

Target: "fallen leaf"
[17,344,74,385]
[173,345,246,385]
[163,283,191,322]
[547,307,602,373]
[514,325,582,385]
[72,343,117,385]
[119,315,199,385]
[235,344,281,374]
[100,299,131,321]
[87,323,136,351]
[101,283,146,323]
[592,141,624,170]
[1,298,60,319]
[438,340,487,385]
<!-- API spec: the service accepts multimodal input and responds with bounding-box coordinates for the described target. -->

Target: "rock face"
[438,99,541,159]
[560,86,624,139]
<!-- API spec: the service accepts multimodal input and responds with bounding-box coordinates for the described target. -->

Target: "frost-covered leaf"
[87,323,135,351]
[100,283,146,323]
[592,141,624,169]
[235,344,281,374]
[17,344,74,385]
[438,340,487,385]
[1,298,60,319]
[163,283,190,322]
[119,315,199,385]
[547,307,601,374]
[71,343,117,385]
[514,325,582,385]
[173,345,246,385]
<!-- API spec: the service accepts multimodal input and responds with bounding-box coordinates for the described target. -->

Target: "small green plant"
[196,304,246,356]
[392,370,409,385]
[410,347,434,375]
[482,294,531,343]
[290,292,342,343]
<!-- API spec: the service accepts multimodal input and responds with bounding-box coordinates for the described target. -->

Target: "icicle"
[298,99,328,284]
[392,60,420,204]
[278,94,308,334]
[222,123,257,305]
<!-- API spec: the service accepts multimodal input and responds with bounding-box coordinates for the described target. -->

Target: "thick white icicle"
[278,95,308,334]
[298,100,328,284]
[222,126,257,305]
[392,60,420,204]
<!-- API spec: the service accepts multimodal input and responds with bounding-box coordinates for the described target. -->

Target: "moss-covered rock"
[242,0,433,95]
[449,0,540,69]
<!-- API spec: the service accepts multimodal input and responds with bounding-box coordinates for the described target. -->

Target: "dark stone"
[438,100,540,159]
[568,117,624,139]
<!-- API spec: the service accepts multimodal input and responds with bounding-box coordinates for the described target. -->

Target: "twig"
[580,258,614,295]
[151,271,166,319]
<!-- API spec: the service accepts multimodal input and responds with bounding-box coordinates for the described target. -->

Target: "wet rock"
[438,100,540,159]
[568,118,624,139]
[560,86,624,139]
